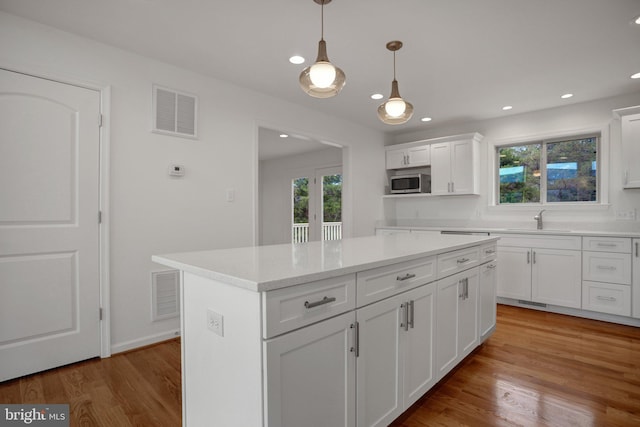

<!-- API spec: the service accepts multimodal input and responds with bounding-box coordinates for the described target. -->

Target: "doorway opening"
[292,166,342,243]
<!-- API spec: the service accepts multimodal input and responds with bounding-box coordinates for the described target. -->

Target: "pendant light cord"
[320,2,324,41]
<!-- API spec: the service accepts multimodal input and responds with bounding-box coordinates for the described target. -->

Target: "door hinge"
[99,307,103,321]
[98,211,102,224]
[98,114,103,128]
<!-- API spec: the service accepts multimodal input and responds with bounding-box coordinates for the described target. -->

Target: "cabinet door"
[496,246,532,300]
[264,312,356,427]
[407,145,430,167]
[435,274,459,379]
[531,249,582,308]
[621,114,640,188]
[430,142,451,195]
[633,239,640,319]
[386,148,406,169]
[450,139,475,194]
[458,268,479,360]
[402,283,436,408]
[356,295,403,427]
[479,261,497,342]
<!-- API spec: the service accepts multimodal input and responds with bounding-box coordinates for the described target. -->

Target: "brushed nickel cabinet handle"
[408,300,415,329]
[304,296,336,309]
[397,273,416,281]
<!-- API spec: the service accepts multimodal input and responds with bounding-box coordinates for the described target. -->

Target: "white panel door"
[532,249,582,308]
[0,69,101,381]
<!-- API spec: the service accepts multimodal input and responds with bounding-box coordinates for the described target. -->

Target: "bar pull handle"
[350,322,359,357]
[533,251,536,264]
[596,265,616,271]
[397,273,416,281]
[596,296,616,302]
[635,242,638,258]
[596,243,617,248]
[527,251,531,264]
[400,303,409,331]
[408,300,415,329]
[304,296,336,309]
[457,258,470,264]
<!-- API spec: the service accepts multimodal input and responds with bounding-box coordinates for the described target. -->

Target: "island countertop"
[152,233,498,292]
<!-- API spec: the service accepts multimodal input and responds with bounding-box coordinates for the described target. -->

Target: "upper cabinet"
[386,144,430,169]
[614,107,640,189]
[386,133,482,196]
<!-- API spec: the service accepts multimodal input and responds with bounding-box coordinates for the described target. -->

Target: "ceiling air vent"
[152,84,198,139]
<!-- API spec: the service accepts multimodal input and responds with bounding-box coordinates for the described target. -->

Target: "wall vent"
[152,270,180,321]
[152,84,198,139]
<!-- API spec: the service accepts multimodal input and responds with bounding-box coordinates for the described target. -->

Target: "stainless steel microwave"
[390,173,431,194]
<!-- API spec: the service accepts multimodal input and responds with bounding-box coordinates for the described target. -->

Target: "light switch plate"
[207,309,224,337]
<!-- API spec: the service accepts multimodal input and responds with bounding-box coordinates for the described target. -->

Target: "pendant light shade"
[378,41,413,125]
[299,0,345,98]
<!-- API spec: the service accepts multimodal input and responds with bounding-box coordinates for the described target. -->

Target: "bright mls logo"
[0,405,69,426]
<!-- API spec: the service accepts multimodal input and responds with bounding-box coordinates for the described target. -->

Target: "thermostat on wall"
[169,164,185,177]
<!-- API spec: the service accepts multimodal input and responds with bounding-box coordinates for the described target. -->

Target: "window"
[497,135,598,204]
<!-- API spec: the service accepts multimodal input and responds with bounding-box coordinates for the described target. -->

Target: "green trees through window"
[498,136,598,204]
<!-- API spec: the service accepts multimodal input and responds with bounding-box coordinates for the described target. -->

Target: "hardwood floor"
[1,305,639,426]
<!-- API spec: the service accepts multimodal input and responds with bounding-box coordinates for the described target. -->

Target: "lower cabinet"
[356,283,436,427]
[634,239,640,319]
[435,267,479,379]
[479,260,498,342]
[264,312,356,427]
[496,235,582,308]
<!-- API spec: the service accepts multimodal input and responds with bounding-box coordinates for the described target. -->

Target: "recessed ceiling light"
[420,117,432,122]
[631,72,640,79]
[561,93,573,99]
[289,56,305,65]
[279,134,289,138]
[502,105,513,111]
[634,15,640,24]
[371,93,383,100]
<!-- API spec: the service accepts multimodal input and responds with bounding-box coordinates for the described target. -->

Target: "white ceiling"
[258,128,333,161]
[2,0,640,138]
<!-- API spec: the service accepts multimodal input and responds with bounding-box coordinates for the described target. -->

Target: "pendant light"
[378,41,413,125]
[299,0,346,98]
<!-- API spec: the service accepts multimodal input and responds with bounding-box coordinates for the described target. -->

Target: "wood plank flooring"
[1,305,639,426]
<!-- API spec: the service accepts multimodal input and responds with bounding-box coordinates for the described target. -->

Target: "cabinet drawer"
[437,246,480,277]
[582,236,631,253]
[582,251,631,285]
[356,257,436,307]
[582,281,631,316]
[480,243,497,263]
[263,274,356,338]
[495,233,581,250]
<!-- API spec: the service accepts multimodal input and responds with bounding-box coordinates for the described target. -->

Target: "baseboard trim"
[497,297,640,328]
[110,329,181,355]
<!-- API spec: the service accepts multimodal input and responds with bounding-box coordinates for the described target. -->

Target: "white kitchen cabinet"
[615,108,640,188]
[385,144,430,169]
[430,137,479,195]
[633,239,640,319]
[479,259,498,342]
[496,246,532,300]
[264,312,356,427]
[356,283,436,427]
[435,267,479,379]
[532,248,582,308]
[496,234,582,308]
[581,236,633,317]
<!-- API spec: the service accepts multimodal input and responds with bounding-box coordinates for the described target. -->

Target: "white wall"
[387,93,640,232]
[0,12,385,352]
[259,147,342,245]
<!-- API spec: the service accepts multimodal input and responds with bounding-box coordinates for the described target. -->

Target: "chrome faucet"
[534,209,546,230]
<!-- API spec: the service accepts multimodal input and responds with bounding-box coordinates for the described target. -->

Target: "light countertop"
[152,233,498,292]
[378,225,640,238]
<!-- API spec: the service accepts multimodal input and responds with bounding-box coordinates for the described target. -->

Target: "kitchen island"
[153,233,499,427]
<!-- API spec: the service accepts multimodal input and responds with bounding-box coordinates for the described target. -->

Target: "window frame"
[489,127,610,210]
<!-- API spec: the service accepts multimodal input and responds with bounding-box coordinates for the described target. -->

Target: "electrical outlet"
[207,309,224,337]
[615,210,636,221]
